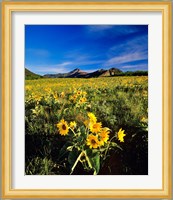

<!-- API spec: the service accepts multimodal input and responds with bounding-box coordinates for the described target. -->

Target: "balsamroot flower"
[57,119,69,136]
[86,134,99,149]
[70,121,77,129]
[89,122,102,133]
[117,128,126,142]
[98,128,110,146]
[88,112,97,124]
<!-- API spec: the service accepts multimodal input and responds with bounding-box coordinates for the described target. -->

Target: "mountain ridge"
[43,67,122,78]
[25,67,148,80]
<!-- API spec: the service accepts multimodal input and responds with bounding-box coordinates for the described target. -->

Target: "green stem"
[103,135,117,161]
[69,127,76,136]
[59,101,66,119]
[83,150,92,169]
[70,151,84,175]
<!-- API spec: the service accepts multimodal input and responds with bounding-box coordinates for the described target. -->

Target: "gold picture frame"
[1,1,172,198]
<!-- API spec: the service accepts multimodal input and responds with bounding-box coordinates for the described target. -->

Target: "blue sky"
[25,25,148,75]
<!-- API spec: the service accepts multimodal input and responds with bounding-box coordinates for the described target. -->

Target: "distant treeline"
[115,71,148,76]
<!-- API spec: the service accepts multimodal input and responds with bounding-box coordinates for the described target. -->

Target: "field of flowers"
[25,76,148,175]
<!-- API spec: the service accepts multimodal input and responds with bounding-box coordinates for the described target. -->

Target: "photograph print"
[25,25,148,175]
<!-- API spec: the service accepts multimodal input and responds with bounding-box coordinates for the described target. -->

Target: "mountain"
[44,67,122,78]
[84,69,107,78]
[25,67,147,79]
[44,73,66,78]
[67,68,87,78]
[25,68,42,80]
[44,68,87,78]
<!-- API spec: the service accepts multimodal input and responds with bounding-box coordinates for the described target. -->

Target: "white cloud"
[104,34,148,68]
[27,62,73,74]
[54,62,72,67]
[27,59,104,75]
[109,35,148,54]
[104,51,147,67]
[33,66,68,74]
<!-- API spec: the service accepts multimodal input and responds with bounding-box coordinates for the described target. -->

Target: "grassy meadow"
[25,76,148,175]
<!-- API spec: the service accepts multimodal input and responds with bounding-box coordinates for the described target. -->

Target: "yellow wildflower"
[79,97,86,104]
[86,134,99,149]
[57,119,69,136]
[70,94,77,102]
[82,91,87,96]
[141,117,147,123]
[84,119,90,128]
[90,122,102,133]
[60,92,65,98]
[98,128,110,146]
[88,112,97,124]
[77,90,82,95]
[117,128,126,142]
[44,87,51,93]
[53,93,58,101]
[26,85,31,91]
[70,121,77,129]
[82,97,87,102]
[34,94,42,102]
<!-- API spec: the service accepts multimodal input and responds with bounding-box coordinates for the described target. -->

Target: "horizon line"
[25,66,148,76]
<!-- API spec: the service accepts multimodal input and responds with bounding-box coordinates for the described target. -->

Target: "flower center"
[91,139,96,145]
[62,124,67,130]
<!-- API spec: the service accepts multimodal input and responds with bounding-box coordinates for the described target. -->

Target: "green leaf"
[76,135,83,142]
[90,152,100,175]
[68,149,79,166]
[110,142,123,151]
[80,125,87,138]
[85,148,92,156]
[85,150,100,175]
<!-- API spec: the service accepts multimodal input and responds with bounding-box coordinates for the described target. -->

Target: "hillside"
[25,68,42,80]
